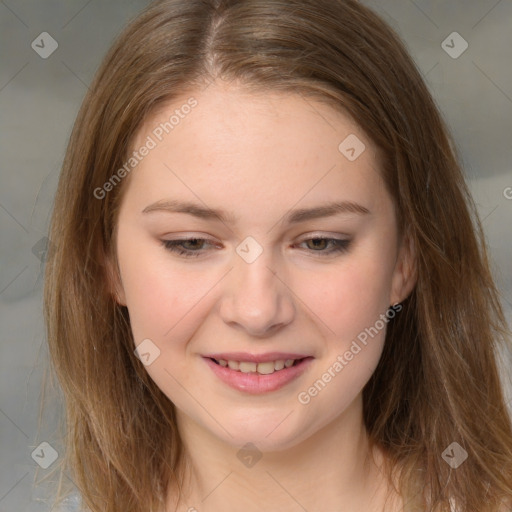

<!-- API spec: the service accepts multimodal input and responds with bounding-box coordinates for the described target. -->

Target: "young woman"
[44,0,512,511]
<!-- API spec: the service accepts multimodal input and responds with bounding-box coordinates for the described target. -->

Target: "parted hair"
[44,0,512,510]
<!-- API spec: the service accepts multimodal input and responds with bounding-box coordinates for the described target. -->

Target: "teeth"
[227,360,239,370]
[216,358,300,374]
[256,361,276,375]
[274,360,285,370]
[239,362,257,373]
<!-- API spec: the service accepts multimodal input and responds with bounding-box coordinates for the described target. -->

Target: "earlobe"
[390,230,417,305]
[112,269,127,307]
[104,251,127,306]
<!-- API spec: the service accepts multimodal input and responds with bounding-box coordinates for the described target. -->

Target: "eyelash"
[160,236,351,258]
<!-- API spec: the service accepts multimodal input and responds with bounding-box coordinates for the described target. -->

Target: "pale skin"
[109,80,416,512]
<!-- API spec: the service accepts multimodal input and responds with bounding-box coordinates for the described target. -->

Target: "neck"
[166,395,397,512]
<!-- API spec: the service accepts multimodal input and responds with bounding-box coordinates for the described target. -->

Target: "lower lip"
[203,357,313,394]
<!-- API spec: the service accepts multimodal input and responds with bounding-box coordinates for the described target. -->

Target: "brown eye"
[180,238,206,250]
[297,237,351,255]
[161,238,216,258]
[305,238,329,250]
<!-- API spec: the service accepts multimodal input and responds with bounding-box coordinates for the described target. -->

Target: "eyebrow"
[142,200,370,224]
[142,199,370,225]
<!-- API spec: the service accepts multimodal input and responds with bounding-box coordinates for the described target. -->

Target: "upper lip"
[203,352,312,363]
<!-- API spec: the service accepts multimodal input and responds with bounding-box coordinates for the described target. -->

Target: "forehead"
[121,82,387,224]
[132,80,375,159]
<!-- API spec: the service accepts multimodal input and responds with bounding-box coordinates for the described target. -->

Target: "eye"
[161,236,351,259]
[161,237,217,258]
[294,237,351,256]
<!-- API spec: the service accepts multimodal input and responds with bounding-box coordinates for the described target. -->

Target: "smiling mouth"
[204,355,314,394]
[209,357,307,375]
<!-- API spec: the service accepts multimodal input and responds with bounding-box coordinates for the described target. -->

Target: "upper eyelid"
[161,235,351,250]
[161,232,351,242]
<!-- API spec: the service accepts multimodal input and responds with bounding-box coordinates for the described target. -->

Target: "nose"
[219,250,295,337]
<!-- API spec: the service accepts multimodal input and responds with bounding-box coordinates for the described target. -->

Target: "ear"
[103,246,127,307]
[389,228,417,305]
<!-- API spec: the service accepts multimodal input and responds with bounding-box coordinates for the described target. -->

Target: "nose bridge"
[219,242,295,335]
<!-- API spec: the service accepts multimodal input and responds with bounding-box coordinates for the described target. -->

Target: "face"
[111,81,415,452]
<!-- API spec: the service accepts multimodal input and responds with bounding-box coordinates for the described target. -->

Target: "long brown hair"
[43,0,512,510]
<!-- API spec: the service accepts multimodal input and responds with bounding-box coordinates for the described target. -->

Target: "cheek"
[117,246,218,410]
[292,255,395,343]
[116,231,212,346]
[295,261,392,420]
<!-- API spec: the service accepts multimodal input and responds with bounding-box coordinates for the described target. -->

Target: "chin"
[208,411,314,453]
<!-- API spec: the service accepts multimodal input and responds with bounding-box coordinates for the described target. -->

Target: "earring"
[386,303,402,318]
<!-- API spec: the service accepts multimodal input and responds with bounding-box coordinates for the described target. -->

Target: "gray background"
[0,0,511,510]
